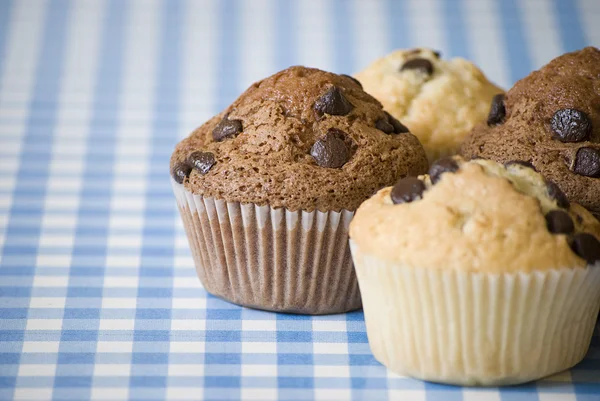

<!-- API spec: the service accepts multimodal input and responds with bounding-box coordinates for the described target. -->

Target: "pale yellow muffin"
[355,49,503,161]
[352,157,600,273]
[350,156,600,386]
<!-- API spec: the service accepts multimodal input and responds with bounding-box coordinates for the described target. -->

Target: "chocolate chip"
[341,74,362,89]
[310,129,351,168]
[375,118,394,134]
[487,94,506,126]
[212,115,243,142]
[551,109,591,143]
[433,50,441,58]
[504,160,537,171]
[400,58,434,76]
[570,233,600,264]
[376,112,409,134]
[390,177,426,204]
[387,112,409,134]
[429,157,459,184]
[546,180,570,209]
[188,151,216,175]
[171,162,192,184]
[573,147,600,177]
[545,210,574,235]
[314,86,353,117]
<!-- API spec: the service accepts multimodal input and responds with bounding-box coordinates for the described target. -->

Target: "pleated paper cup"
[350,241,600,386]
[172,179,361,315]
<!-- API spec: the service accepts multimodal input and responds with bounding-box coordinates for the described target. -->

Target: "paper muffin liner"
[172,179,361,314]
[350,241,600,386]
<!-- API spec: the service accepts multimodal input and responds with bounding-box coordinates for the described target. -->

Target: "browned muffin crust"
[461,47,600,216]
[171,66,429,212]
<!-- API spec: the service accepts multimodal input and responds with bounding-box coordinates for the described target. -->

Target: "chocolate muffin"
[461,47,600,217]
[170,66,428,314]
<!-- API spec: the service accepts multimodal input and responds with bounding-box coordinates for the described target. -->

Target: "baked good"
[461,47,600,217]
[355,48,502,161]
[170,66,428,314]
[350,156,600,385]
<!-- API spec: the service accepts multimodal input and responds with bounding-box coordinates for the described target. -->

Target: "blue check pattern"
[0,0,599,400]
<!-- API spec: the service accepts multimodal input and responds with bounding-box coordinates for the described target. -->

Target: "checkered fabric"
[0,0,599,400]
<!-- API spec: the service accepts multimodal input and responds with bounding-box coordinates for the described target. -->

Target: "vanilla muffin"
[350,156,600,385]
[356,48,503,161]
[171,66,428,314]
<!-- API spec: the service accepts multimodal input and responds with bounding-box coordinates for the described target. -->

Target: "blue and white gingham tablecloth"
[0,0,599,399]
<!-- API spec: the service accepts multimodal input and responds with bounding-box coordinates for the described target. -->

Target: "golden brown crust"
[171,66,428,212]
[356,48,503,161]
[461,47,600,216]
[350,157,600,273]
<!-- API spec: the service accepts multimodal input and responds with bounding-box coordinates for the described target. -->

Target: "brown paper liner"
[172,179,361,314]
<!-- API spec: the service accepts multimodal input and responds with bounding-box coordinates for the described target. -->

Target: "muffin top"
[171,66,428,212]
[355,48,503,161]
[461,47,600,217]
[350,156,600,273]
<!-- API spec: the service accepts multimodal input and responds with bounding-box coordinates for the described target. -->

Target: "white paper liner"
[350,241,600,386]
[172,179,361,314]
